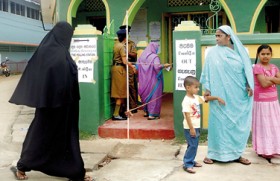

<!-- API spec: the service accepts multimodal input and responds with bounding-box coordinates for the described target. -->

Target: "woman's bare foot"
[84,175,94,181]
[17,170,28,180]
[10,166,28,180]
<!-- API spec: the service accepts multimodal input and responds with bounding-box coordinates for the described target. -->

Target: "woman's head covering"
[137,42,159,65]
[9,21,80,108]
[52,21,73,49]
[137,42,159,71]
[217,25,254,89]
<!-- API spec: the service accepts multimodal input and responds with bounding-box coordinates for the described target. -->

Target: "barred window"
[168,0,211,7]
[85,0,105,12]
[0,0,8,12]
[10,1,15,14]
[10,1,25,16]
[27,7,39,20]
[20,4,25,16]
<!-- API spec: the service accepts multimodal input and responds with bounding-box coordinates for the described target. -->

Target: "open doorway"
[74,0,106,32]
[265,6,280,32]
[162,11,228,68]
[87,16,106,33]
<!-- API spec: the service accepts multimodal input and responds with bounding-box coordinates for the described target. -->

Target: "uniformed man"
[111,29,136,120]
[119,25,138,113]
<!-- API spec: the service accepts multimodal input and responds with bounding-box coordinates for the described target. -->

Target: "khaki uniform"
[111,41,127,98]
[127,39,138,109]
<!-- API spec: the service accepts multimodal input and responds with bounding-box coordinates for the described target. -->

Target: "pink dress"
[252,64,280,156]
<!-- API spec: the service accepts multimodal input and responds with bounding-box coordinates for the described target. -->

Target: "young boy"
[182,76,225,174]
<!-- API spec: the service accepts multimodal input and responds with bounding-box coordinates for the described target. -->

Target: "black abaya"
[9,22,85,180]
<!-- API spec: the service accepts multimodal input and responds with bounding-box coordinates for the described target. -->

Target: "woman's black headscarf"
[9,21,80,108]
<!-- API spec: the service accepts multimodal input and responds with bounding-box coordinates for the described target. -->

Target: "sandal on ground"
[194,162,202,167]
[234,157,251,165]
[147,116,160,120]
[10,166,28,180]
[203,157,214,164]
[183,167,196,174]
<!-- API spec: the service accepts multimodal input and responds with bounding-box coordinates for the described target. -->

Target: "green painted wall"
[254,8,267,33]
[173,30,202,138]
[59,0,270,38]
[72,1,106,28]
[107,0,134,27]
[225,0,263,32]
[73,34,105,134]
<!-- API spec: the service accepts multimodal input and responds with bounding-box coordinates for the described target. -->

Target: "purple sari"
[137,42,163,117]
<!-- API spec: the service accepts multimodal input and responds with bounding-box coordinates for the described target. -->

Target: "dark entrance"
[88,16,106,33]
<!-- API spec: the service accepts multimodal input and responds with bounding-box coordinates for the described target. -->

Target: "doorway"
[88,16,106,33]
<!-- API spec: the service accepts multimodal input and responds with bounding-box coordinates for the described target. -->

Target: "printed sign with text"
[70,38,98,83]
[175,39,196,90]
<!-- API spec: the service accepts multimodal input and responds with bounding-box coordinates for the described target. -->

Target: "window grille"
[10,1,15,14]
[0,0,8,12]
[26,47,37,52]
[27,7,39,20]
[11,46,26,52]
[85,0,105,12]
[0,46,37,52]
[168,0,211,7]
[0,45,10,52]
[21,5,25,16]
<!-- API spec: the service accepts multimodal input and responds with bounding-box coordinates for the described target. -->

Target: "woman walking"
[9,21,92,181]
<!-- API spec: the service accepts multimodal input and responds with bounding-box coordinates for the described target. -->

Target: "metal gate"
[102,21,115,120]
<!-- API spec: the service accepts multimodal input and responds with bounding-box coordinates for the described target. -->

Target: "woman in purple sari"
[136,42,171,120]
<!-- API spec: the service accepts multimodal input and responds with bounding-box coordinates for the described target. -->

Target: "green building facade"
[49,0,280,137]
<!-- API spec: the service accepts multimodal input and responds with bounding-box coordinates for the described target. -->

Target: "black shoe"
[112,115,127,121]
[131,109,138,113]
[143,111,149,117]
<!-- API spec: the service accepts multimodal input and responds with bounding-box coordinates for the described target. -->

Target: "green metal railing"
[102,20,115,120]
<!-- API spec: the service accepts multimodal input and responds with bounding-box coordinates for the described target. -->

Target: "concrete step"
[98,117,175,139]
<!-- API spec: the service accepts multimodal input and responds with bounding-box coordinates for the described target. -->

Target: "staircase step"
[99,93,174,139]
[98,118,174,139]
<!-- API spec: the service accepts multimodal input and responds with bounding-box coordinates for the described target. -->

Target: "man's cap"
[119,25,131,32]
[116,29,127,35]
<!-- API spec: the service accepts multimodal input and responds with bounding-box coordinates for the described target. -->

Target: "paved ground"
[0,75,280,181]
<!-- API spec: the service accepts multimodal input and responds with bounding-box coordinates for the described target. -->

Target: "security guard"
[119,25,138,113]
[111,29,136,120]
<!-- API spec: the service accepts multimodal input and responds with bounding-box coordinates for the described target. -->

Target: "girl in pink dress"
[252,44,280,163]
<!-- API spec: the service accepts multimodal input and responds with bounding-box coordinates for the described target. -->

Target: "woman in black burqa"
[9,21,92,181]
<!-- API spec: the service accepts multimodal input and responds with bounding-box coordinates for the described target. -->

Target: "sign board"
[70,37,98,83]
[175,39,196,90]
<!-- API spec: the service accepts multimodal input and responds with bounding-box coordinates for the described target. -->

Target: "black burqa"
[9,21,85,180]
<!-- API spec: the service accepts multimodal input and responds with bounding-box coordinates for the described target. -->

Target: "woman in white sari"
[200,25,254,165]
